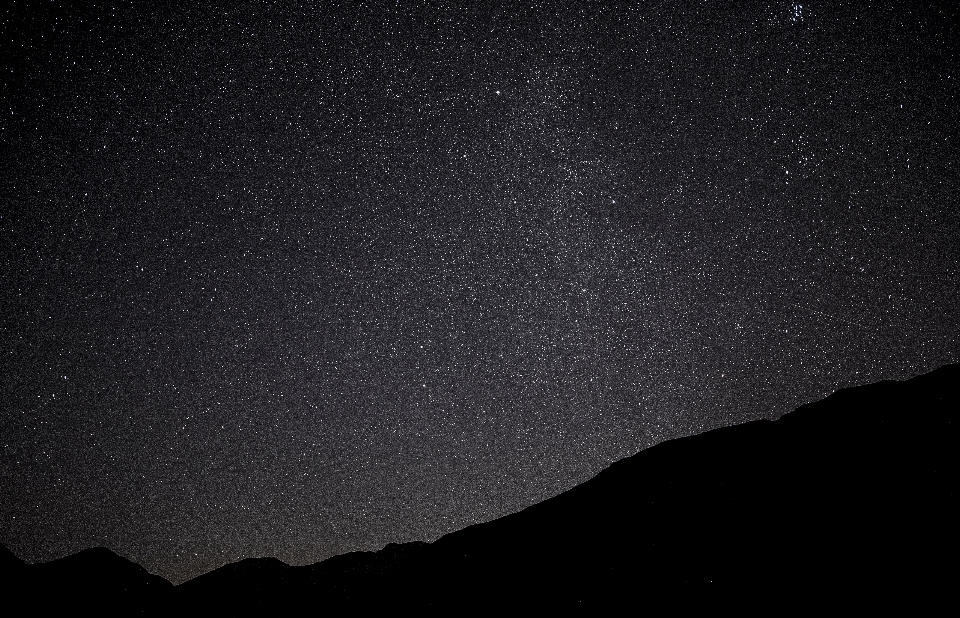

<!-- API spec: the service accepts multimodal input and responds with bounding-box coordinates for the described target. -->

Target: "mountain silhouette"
[4,545,173,616]
[5,363,955,614]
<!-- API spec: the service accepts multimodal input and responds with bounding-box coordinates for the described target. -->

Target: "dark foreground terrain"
[4,364,955,614]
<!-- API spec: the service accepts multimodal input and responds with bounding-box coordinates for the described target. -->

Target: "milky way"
[2,1,957,583]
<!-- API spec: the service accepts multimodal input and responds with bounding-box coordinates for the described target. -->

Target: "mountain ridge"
[4,363,955,613]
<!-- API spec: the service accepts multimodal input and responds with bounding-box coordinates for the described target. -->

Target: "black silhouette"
[6,364,955,614]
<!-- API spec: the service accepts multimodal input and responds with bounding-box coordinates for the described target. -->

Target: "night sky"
[2,1,958,584]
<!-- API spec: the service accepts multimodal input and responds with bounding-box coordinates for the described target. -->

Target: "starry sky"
[2,0,958,584]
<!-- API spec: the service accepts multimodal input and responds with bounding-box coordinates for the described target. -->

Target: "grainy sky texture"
[2,1,958,584]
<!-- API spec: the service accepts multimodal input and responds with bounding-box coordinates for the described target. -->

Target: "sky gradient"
[2,0,958,583]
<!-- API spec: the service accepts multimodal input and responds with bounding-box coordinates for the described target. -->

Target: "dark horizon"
[5,363,958,588]
[4,361,955,615]
[2,1,958,586]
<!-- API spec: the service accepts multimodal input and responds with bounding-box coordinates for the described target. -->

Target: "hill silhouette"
[3,544,173,616]
[5,364,955,614]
